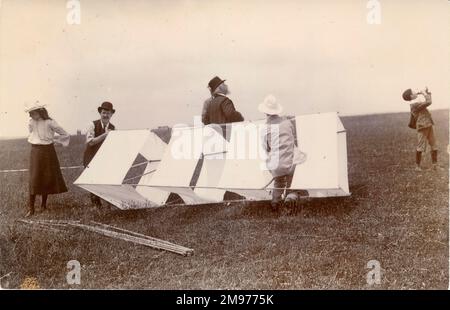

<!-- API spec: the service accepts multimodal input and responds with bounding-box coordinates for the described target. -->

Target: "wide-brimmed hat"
[208,76,226,92]
[258,95,283,115]
[98,101,115,113]
[24,100,47,113]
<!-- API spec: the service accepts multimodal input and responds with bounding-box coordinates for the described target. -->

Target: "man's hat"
[98,101,115,113]
[258,94,283,115]
[208,76,226,92]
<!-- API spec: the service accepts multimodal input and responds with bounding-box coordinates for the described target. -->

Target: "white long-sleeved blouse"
[28,119,70,147]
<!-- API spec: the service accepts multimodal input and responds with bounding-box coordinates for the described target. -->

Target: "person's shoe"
[415,165,422,171]
[285,192,298,203]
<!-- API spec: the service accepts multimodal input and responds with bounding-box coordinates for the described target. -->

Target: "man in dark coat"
[83,101,116,206]
[202,76,244,129]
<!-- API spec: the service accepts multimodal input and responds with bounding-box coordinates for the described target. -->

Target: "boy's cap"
[402,88,412,101]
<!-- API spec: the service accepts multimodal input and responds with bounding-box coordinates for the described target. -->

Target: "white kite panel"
[337,131,350,195]
[136,161,171,206]
[148,127,202,188]
[228,189,272,200]
[139,132,168,160]
[79,184,152,209]
[178,189,214,205]
[194,126,228,201]
[336,114,345,132]
[306,188,350,198]
[217,122,273,193]
[150,186,212,205]
[75,130,150,185]
[148,126,223,204]
[194,155,227,202]
[202,124,228,155]
[291,112,340,190]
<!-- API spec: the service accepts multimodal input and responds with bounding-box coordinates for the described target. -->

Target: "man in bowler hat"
[83,101,116,206]
[202,76,244,128]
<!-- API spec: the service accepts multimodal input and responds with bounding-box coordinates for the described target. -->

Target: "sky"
[0,0,449,137]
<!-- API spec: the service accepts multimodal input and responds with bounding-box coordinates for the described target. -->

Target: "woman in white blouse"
[25,101,70,217]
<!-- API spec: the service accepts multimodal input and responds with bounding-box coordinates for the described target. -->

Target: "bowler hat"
[208,76,226,92]
[98,101,115,113]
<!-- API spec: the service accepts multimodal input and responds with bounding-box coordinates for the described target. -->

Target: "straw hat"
[24,100,47,113]
[258,95,283,115]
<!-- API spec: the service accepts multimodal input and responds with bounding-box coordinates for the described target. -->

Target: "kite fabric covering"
[74,112,350,209]
[75,130,151,185]
[290,112,349,196]
[74,130,171,209]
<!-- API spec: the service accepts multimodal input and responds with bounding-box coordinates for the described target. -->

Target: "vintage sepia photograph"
[0,0,448,293]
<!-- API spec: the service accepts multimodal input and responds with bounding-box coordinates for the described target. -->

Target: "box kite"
[74,112,350,209]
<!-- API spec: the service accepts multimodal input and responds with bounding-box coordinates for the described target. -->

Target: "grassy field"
[0,111,448,289]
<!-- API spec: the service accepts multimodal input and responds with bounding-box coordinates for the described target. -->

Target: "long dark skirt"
[29,144,68,195]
